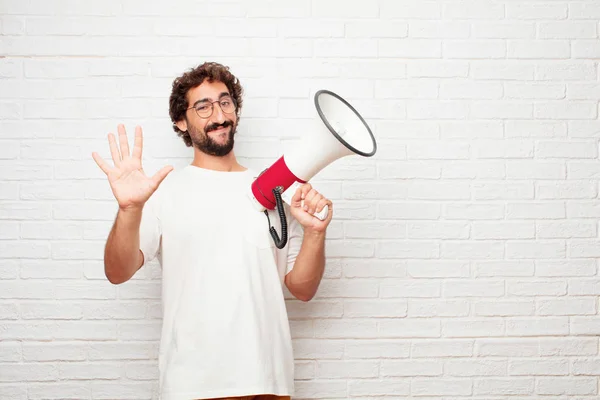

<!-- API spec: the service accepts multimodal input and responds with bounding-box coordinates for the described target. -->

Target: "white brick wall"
[1,0,599,399]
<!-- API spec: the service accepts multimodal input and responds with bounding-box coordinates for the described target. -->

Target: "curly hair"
[169,62,244,147]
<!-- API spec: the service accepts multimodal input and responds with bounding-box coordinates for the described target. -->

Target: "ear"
[175,119,188,132]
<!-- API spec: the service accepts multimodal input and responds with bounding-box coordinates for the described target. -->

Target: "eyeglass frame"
[186,94,237,119]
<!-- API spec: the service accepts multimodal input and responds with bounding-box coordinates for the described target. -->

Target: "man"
[91,62,332,400]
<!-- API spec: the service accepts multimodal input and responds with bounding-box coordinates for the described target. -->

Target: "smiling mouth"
[209,126,229,135]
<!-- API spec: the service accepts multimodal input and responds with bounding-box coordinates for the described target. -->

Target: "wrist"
[303,228,326,241]
[118,205,144,221]
[118,202,144,213]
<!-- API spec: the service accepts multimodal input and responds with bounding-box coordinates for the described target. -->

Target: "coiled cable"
[264,187,287,249]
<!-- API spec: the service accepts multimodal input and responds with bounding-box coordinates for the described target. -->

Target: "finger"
[314,203,331,222]
[303,189,318,207]
[118,124,130,159]
[314,197,329,213]
[291,183,310,206]
[290,185,303,204]
[132,126,143,160]
[307,193,323,214]
[324,200,334,223]
[151,165,174,188]
[300,189,318,212]
[108,133,121,167]
[92,152,112,175]
[300,183,312,200]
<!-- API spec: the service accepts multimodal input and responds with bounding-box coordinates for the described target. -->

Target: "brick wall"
[1,1,599,399]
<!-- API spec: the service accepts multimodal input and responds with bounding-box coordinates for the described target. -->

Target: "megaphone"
[249,89,377,248]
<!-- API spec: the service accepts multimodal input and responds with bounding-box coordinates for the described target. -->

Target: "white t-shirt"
[139,165,304,400]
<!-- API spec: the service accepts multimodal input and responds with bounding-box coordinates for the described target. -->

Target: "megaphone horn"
[249,89,377,247]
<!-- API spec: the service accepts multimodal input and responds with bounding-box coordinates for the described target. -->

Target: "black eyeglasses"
[187,96,237,119]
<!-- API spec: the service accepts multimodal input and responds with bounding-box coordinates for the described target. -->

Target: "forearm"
[104,208,144,284]
[285,229,326,302]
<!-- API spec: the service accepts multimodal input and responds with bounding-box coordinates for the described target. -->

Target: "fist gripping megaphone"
[249,89,377,248]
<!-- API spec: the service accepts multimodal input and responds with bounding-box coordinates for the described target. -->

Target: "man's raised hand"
[92,124,173,212]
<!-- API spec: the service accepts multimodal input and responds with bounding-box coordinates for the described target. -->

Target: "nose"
[211,102,226,124]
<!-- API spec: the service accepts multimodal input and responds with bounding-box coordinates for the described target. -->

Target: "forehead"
[187,80,230,104]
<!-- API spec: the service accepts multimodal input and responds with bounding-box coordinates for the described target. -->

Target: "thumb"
[151,165,174,188]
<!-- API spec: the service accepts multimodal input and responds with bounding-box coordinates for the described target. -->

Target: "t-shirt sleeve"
[139,190,162,267]
[279,205,304,276]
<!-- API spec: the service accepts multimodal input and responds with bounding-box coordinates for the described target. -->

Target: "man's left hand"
[289,183,333,233]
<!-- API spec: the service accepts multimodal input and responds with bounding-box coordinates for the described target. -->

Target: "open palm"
[92,124,173,211]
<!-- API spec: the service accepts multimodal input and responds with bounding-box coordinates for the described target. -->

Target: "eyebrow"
[191,92,231,107]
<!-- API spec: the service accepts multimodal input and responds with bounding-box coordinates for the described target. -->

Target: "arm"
[284,183,332,302]
[92,124,172,285]
[104,208,144,284]
[284,229,326,302]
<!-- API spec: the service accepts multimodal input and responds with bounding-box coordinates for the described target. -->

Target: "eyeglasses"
[187,96,237,119]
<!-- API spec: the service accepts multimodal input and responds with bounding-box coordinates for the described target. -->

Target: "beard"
[188,119,236,157]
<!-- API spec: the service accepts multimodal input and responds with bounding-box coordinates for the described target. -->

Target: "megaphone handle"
[315,205,329,221]
[301,200,329,221]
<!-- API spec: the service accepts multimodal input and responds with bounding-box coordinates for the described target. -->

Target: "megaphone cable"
[264,187,288,249]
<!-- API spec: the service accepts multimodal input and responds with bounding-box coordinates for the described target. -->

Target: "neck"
[191,148,246,172]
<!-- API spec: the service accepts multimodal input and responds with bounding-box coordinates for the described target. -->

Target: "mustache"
[205,120,233,133]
